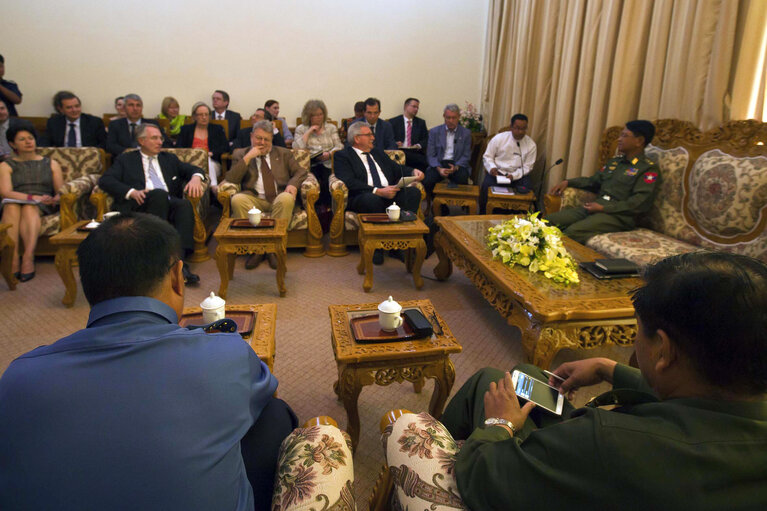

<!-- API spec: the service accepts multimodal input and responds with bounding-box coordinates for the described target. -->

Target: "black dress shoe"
[13,272,20,280]
[182,263,200,285]
[372,249,384,265]
[266,253,278,270]
[388,249,405,262]
[19,272,35,282]
[245,253,264,270]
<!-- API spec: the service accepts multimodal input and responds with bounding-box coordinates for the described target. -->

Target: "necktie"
[130,123,137,142]
[364,153,383,188]
[67,123,77,147]
[147,157,166,191]
[406,120,412,147]
[260,156,277,202]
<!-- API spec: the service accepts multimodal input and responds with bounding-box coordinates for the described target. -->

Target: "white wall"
[3,0,488,128]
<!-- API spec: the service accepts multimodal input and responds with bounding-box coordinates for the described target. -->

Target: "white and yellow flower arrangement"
[486,213,580,285]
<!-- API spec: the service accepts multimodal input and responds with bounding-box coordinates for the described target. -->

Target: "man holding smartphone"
[384,252,767,510]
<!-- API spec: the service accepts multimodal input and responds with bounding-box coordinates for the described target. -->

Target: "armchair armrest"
[329,175,349,253]
[217,181,241,219]
[59,174,99,229]
[272,415,354,511]
[300,173,322,245]
[544,188,597,215]
[89,185,111,221]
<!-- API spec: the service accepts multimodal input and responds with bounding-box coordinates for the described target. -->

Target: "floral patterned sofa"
[545,119,767,266]
[33,146,106,255]
[217,149,324,257]
[90,148,211,262]
[274,417,355,511]
[327,150,426,257]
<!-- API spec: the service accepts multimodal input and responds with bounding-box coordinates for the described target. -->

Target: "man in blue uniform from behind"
[0,213,297,511]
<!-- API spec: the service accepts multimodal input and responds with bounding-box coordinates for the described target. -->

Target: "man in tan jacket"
[226,120,307,268]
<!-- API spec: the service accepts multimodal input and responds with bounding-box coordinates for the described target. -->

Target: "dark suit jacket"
[388,115,428,151]
[99,150,203,207]
[333,146,413,200]
[427,124,472,170]
[225,146,307,197]
[175,123,229,163]
[106,118,168,156]
[213,110,241,142]
[370,119,396,151]
[234,127,286,149]
[43,114,106,148]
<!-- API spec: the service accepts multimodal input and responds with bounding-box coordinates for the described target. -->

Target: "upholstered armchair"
[327,150,426,257]
[32,147,106,255]
[90,148,211,262]
[217,148,324,257]
[273,416,355,511]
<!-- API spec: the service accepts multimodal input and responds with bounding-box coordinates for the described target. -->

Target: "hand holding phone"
[483,371,537,433]
[511,370,565,415]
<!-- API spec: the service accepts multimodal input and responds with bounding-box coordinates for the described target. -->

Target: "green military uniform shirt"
[567,153,660,216]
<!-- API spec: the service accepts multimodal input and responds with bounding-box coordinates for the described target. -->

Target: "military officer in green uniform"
[546,120,659,243]
[435,252,767,510]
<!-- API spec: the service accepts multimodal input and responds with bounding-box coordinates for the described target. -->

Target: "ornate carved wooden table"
[213,217,288,298]
[356,217,429,292]
[0,223,17,290]
[434,215,641,368]
[431,183,480,216]
[182,303,277,371]
[50,219,91,306]
[486,189,536,213]
[329,299,462,451]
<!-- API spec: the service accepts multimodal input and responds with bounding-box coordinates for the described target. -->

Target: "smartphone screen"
[513,372,563,414]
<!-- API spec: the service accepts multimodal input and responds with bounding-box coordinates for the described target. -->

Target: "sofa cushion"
[642,144,689,236]
[586,228,699,267]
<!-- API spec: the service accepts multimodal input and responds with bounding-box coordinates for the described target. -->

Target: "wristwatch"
[484,417,516,433]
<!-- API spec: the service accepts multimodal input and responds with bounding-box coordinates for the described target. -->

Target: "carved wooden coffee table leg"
[433,231,453,280]
[411,240,426,289]
[275,244,287,297]
[215,245,230,299]
[0,228,16,290]
[55,247,78,307]
[337,366,365,451]
[425,357,456,419]
[361,240,375,292]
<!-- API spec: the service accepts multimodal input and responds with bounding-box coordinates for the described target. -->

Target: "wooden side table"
[356,217,429,292]
[50,220,91,306]
[486,189,536,213]
[213,217,289,298]
[431,183,480,216]
[0,223,18,290]
[329,299,462,451]
[182,303,277,371]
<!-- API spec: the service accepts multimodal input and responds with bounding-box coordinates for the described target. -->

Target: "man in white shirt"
[99,124,205,284]
[212,90,242,144]
[43,91,106,149]
[480,113,537,213]
[389,98,429,170]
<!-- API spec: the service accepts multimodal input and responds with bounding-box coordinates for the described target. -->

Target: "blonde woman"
[293,99,342,208]
[157,96,187,139]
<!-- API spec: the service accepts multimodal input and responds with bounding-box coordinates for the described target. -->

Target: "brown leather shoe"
[267,253,278,270]
[245,253,264,270]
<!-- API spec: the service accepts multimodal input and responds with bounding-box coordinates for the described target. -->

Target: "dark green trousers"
[545,207,634,244]
[440,365,576,442]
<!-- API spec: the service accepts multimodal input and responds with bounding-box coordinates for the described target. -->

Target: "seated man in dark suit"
[98,124,205,284]
[389,97,429,170]
[334,122,424,264]
[361,97,396,151]
[234,109,285,149]
[226,120,307,269]
[106,93,167,157]
[43,91,106,148]
[422,103,472,195]
[0,213,297,511]
[212,89,241,145]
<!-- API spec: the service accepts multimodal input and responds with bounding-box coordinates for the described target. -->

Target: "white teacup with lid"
[378,296,403,332]
[248,207,262,226]
[200,292,226,323]
[386,202,400,221]
[85,219,100,229]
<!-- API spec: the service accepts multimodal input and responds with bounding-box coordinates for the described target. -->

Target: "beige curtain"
[481,0,763,187]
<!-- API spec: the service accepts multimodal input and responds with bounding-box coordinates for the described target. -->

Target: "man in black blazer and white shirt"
[43,91,106,149]
[106,93,167,157]
[99,124,205,284]
[389,97,428,170]
[211,89,241,144]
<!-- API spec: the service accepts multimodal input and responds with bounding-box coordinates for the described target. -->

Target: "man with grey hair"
[226,120,308,270]
[106,93,167,157]
[99,123,205,284]
[423,103,472,196]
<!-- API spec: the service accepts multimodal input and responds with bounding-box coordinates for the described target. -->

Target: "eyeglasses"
[252,136,272,143]
[357,133,374,137]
